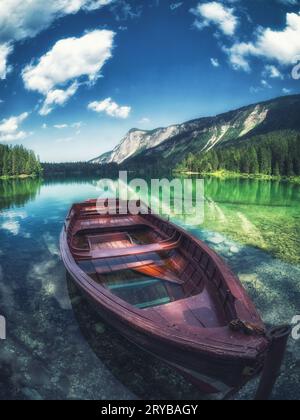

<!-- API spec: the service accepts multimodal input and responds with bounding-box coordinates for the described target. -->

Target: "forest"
[42,161,119,178]
[0,144,119,179]
[0,144,42,178]
[175,131,300,178]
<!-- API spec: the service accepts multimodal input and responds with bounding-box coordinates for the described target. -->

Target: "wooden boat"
[60,199,286,397]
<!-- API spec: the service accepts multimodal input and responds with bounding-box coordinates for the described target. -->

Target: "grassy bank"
[174,169,300,184]
[0,174,39,181]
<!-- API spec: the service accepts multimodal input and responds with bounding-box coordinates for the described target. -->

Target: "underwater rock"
[21,387,43,400]
[28,361,50,386]
[207,234,224,245]
[230,246,240,254]
[94,323,106,334]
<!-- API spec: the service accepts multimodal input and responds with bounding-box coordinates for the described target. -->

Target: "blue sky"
[0,0,300,162]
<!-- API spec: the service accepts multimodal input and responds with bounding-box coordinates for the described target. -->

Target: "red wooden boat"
[60,199,289,398]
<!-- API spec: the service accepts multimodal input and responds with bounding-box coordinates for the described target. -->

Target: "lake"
[0,176,299,400]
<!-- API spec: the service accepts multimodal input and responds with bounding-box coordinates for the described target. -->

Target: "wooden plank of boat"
[134,264,183,285]
[60,199,289,398]
[90,239,180,260]
[73,215,145,236]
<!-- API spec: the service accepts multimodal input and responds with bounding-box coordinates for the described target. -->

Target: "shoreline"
[173,170,300,184]
[1,171,300,185]
[0,174,39,181]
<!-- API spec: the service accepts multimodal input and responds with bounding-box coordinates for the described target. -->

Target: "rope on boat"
[229,319,266,336]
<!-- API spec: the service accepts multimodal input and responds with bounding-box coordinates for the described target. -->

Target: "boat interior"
[66,202,237,328]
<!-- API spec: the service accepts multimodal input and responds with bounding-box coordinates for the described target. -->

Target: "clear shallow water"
[0,177,299,400]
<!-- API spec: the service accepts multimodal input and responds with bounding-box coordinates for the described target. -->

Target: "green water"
[0,177,299,400]
[202,177,300,265]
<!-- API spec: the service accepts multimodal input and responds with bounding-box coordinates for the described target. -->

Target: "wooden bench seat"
[90,237,181,260]
[73,216,146,236]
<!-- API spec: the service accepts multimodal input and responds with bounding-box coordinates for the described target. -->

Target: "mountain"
[90,95,300,169]
[90,125,182,164]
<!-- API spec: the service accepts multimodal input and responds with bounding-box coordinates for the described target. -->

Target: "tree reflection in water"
[0,178,42,211]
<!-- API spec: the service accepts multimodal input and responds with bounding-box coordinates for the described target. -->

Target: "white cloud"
[0,0,115,44]
[54,124,69,129]
[261,79,272,89]
[138,117,151,125]
[211,58,220,67]
[23,30,114,93]
[82,0,116,11]
[0,131,29,142]
[72,121,83,129]
[225,42,257,72]
[170,2,183,11]
[39,82,79,116]
[282,88,292,94]
[263,64,284,79]
[191,2,238,36]
[227,12,300,71]
[250,79,273,94]
[111,1,142,21]
[0,112,30,142]
[88,97,131,119]
[53,121,83,129]
[0,43,13,79]
[0,0,114,80]
[22,30,115,115]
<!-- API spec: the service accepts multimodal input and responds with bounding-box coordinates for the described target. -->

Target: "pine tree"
[0,144,42,178]
[249,147,259,174]
[174,130,300,178]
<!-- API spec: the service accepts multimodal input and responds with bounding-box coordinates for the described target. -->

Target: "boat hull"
[60,200,269,396]
[63,254,263,395]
